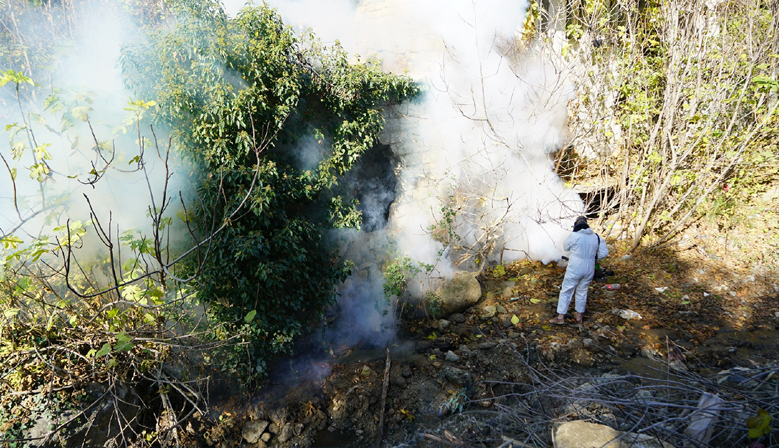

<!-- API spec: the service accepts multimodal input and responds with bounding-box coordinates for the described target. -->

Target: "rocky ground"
[181,235,779,448]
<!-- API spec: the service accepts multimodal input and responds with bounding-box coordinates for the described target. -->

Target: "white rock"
[555,421,675,448]
[619,309,642,320]
[242,421,269,444]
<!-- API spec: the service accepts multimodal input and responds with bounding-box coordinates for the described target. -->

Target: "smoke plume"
[221,0,586,352]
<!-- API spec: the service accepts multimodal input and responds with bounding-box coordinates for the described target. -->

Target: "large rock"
[554,421,675,448]
[436,271,482,316]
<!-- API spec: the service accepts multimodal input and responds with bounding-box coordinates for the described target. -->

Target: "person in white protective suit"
[550,216,608,325]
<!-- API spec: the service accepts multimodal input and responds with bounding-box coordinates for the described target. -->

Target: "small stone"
[445,351,460,362]
[438,319,451,331]
[481,305,497,318]
[635,389,654,399]
[450,313,466,323]
[451,324,470,336]
[416,340,433,352]
[599,373,621,382]
[278,424,294,443]
[640,346,657,358]
[496,305,507,314]
[412,357,428,370]
[261,433,271,442]
[442,366,469,384]
[242,421,269,444]
[391,375,407,387]
[360,365,373,377]
[269,408,288,425]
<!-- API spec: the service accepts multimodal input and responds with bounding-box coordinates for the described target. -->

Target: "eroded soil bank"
[180,244,779,448]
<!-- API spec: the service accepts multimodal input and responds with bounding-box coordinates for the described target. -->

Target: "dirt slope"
[185,237,779,448]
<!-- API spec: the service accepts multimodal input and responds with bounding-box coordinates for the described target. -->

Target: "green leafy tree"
[122,0,417,383]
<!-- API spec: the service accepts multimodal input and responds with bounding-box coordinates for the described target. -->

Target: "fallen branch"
[424,433,460,446]
[498,435,536,448]
[376,347,391,448]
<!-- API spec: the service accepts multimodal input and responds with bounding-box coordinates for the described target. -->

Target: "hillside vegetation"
[0,0,777,446]
[0,0,415,445]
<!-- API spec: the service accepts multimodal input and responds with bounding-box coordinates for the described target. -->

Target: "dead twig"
[376,347,391,448]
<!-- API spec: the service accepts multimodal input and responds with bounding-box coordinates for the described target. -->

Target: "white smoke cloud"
[237,0,581,251]
[225,0,586,348]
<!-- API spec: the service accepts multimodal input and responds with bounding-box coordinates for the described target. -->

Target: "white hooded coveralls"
[557,228,609,315]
